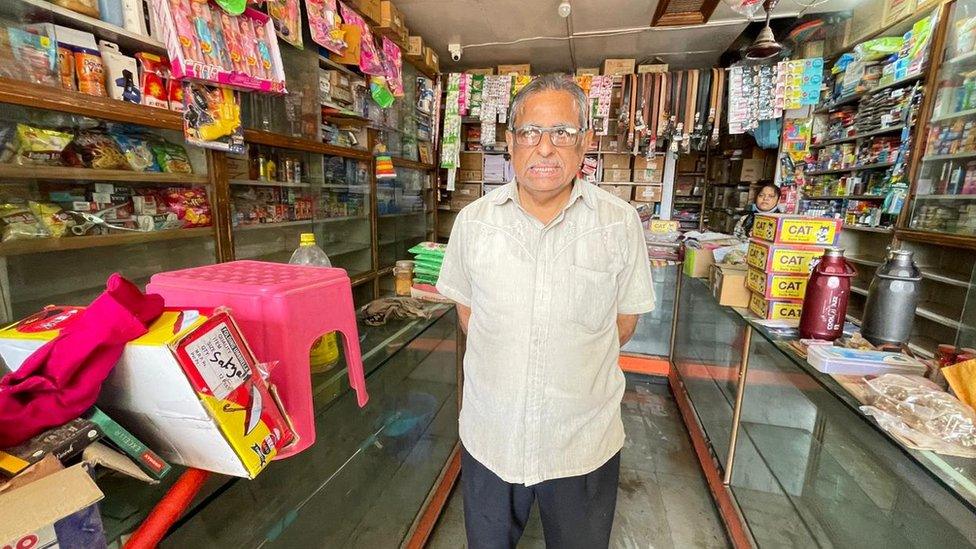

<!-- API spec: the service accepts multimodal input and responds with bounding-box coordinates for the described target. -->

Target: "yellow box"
[746,268,809,300]
[751,213,842,246]
[749,292,804,321]
[747,239,825,274]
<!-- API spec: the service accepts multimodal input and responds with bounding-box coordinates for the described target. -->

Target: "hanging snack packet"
[151,141,193,173]
[162,187,212,227]
[338,2,385,75]
[0,202,49,241]
[28,201,72,238]
[11,124,73,166]
[370,76,395,108]
[306,0,346,54]
[62,130,130,170]
[382,36,403,97]
[74,47,107,96]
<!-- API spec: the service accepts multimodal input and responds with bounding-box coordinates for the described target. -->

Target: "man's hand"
[457,303,471,334]
[617,314,638,345]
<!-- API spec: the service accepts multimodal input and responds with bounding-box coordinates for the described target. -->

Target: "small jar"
[394,260,415,296]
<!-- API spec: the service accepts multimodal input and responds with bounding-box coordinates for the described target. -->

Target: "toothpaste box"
[747,239,825,274]
[749,291,804,321]
[0,307,296,479]
[751,213,842,246]
[746,268,809,300]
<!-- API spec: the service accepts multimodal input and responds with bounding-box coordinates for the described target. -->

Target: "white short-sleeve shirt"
[436,180,655,485]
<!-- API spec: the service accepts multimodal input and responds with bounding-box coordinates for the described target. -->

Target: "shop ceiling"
[398,0,857,72]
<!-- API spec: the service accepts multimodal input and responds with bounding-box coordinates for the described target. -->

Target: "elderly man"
[436,74,655,548]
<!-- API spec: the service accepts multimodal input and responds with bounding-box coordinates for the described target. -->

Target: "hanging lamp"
[745,0,783,60]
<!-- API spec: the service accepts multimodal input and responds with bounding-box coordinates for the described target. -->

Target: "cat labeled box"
[746,268,809,300]
[751,213,842,246]
[0,307,295,479]
[749,292,804,321]
[747,239,825,274]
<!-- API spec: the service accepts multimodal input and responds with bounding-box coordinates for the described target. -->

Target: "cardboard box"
[576,67,600,76]
[684,247,714,278]
[458,151,483,170]
[731,158,765,183]
[466,67,494,75]
[747,239,825,274]
[497,63,531,76]
[634,155,664,171]
[351,0,382,23]
[602,168,632,182]
[638,63,669,73]
[453,183,481,200]
[423,47,439,73]
[752,214,842,246]
[406,36,424,59]
[634,169,662,183]
[0,461,104,547]
[602,153,631,170]
[451,197,477,211]
[883,0,916,26]
[634,185,662,202]
[749,292,804,321]
[599,135,622,152]
[457,169,482,182]
[603,58,636,75]
[746,268,809,300]
[0,308,296,478]
[377,1,407,43]
[677,154,699,172]
[711,264,750,307]
[599,184,633,201]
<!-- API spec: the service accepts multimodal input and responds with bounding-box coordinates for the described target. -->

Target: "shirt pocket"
[569,264,616,333]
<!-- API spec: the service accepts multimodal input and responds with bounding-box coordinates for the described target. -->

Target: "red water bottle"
[799,247,857,340]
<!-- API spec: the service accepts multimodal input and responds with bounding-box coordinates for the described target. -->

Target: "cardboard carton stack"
[745,214,842,321]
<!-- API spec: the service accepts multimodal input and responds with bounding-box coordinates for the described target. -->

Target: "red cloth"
[0,274,164,447]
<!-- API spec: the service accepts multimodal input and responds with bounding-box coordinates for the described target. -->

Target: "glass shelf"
[910,0,976,235]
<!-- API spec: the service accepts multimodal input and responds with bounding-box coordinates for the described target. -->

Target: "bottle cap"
[395,260,415,269]
[300,233,316,245]
[824,247,845,257]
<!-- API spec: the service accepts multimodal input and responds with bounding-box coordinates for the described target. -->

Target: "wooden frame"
[651,0,721,27]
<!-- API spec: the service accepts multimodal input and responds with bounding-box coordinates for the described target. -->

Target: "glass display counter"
[621,263,679,358]
[671,275,976,546]
[95,304,458,546]
[377,167,430,269]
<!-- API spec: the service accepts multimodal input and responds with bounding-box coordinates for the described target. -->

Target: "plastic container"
[289,234,339,373]
[394,260,414,296]
[806,345,927,376]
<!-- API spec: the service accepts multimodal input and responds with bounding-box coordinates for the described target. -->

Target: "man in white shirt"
[436,74,655,548]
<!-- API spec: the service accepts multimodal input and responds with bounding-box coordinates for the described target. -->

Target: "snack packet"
[28,201,72,237]
[161,187,211,227]
[338,3,385,75]
[58,45,76,90]
[62,130,130,170]
[0,202,49,241]
[11,124,73,166]
[74,47,107,97]
[110,130,160,172]
[151,141,193,173]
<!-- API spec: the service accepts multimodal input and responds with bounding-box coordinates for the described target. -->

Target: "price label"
[2,525,56,549]
[183,323,251,400]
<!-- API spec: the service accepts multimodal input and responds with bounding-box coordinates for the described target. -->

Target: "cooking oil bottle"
[289,233,340,372]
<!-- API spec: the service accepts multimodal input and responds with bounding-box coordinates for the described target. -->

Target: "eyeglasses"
[512,125,583,147]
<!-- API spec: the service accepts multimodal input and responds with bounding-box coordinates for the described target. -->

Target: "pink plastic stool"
[147,260,367,458]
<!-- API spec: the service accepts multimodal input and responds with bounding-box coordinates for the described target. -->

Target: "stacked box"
[744,214,841,320]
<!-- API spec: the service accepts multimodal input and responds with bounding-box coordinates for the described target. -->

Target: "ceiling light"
[558,1,571,18]
[745,0,783,60]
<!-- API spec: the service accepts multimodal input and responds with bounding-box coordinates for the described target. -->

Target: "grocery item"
[289,233,340,373]
[74,48,107,97]
[861,249,922,346]
[746,239,825,274]
[394,260,414,296]
[110,130,161,172]
[52,0,100,18]
[745,268,808,300]
[151,141,193,173]
[7,27,58,87]
[161,187,211,227]
[62,130,130,170]
[798,247,855,340]
[807,347,927,376]
[97,41,140,103]
[0,202,48,241]
[28,202,71,238]
[98,0,125,27]
[751,213,842,246]
[57,45,76,90]
[10,124,74,166]
[748,292,803,321]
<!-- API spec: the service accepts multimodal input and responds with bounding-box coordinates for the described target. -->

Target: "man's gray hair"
[507,74,589,130]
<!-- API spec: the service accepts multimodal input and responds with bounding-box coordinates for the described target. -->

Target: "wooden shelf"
[5,0,166,55]
[851,284,869,296]
[804,194,887,201]
[870,72,924,94]
[843,223,894,233]
[914,194,976,200]
[805,161,895,176]
[813,74,923,114]
[0,227,213,256]
[846,255,884,267]
[921,151,976,162]
[243,129,370,159]
[810,125,905,148]
[930,107,976,123]
[0,165,207,184]
[230,178,312,188]
[391,157,437,170]
[896,229,976,251]
[945,49,976,66]
[235,217,365,231]
[918,267,972,288]
[0,78,182,130]
[379,212,425,218]
[916,301,963,329]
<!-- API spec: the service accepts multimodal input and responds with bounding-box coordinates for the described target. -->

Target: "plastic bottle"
[289,233,340,372]
[798,247,857,341]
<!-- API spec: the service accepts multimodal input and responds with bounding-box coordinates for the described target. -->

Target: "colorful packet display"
[382,36,403,97]
[306,0,346,54]
[339,2,385,76]
[268,0,303,49]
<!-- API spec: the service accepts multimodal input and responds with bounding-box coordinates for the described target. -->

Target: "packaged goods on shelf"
[747,239,827,274]
[751,213,842,246]
[600,184,632,202]
[807,346,927,375]
[746,269,809,300]
[749,291,804,321]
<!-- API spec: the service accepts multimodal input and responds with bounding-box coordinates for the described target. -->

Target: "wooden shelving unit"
[0,165,208,184]
[0,227,214,256]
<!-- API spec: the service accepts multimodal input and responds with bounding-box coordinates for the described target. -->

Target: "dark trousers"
[461,448,620,549]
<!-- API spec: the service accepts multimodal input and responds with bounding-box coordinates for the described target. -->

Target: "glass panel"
[621,264,678,357]
[230,147,372,277]
[0,104,215,322]
[909,1,976,235]
[377,167,429,269]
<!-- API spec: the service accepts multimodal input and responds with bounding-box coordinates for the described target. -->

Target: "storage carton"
[677,155,699,173]
[633,185,662,202]
[733,158,765,183]
[684,247,714,278]
[602,168,632,182]
[453,183,481,200]
[638,63,669,73]
[451,197,478,211]
[752,213,842,246]
[466,67,494,75]
[599,135,622,152]
[602,153,631,170]
[634,169,662,183]
[710,264,750,307]
[882,0,916,26]
[351,0,382,24]
[746,268,809,300]
[458,151,483,170]
[603,58,636,75]
[406,36,424,59]
[849,0,886,44]
[634,155,664,171]
[749,292,804,321]
[599,184,633,201]
[377,1,407,42]
[457,169,482,182]
[423,47,439,73]
[747,239,825,274]
[576,67,600,76]
[0,308,295,479]
[497,64,531,76]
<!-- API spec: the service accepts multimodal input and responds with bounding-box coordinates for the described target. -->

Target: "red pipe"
[123,468,210,549]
